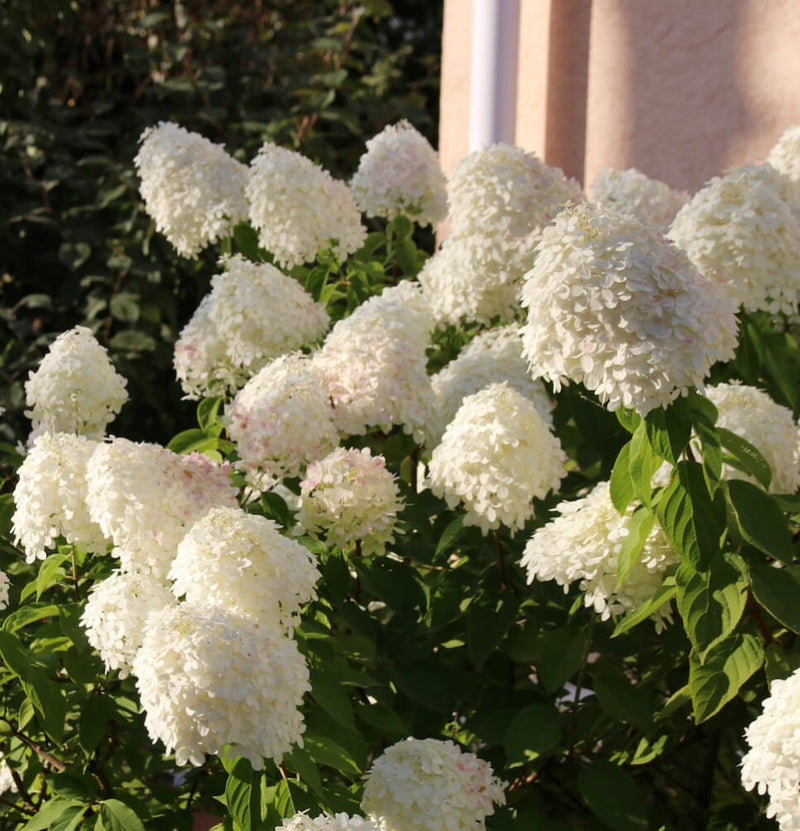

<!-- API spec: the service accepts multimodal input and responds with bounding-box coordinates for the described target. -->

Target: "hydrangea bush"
[3,121,800,831]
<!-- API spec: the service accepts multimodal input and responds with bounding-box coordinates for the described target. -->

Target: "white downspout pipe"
[468,0,521,151]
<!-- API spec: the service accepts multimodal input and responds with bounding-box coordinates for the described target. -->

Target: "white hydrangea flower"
[521,203,739,416]
[768,125,800,185]
[361,738,506,831]
[281,813,380,831]
[25,326,128,440]
[417,233,523,327]
[227,352,339,489]
[81,569,174,678]
[741,667,800,830]
[175,255,329,399]
[447,143,582,240]
[429,324,553,446]
[296,447,404,555]
[350,120,447,226]
[86,438,238,580]
[246,142,366,268]
[427,383,566,535]
[12,432,109,562]
[522,481,678,626]
[705,382,800,493]
[311,282,436,440]
[134,121,249,258]
[133,603,310,769]
[0,571,9,611]
[0,759,17,795]
[668,162,800,314]
[591,167,689,232]
[169,506,320,632]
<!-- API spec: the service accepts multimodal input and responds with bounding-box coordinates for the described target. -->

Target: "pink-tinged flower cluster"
[668,162,800,314]
[246,142,366,268]
[296,447,404,555]
[361,738,506,831]
[281,814,380,831]
[521,203,739,416]
[427,383,566,535]
[350,120,447,227]
[226,352,339,489]
[135,122,249,257]
[174,255,329,399]
[25,326,128,440]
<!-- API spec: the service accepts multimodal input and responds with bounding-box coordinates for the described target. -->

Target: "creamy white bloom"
[522,481,678,626]
[351,120,447,226]
[226,352,339,489]
[86,438,238,579]
[135,121,249,258]
[296,447,404,555]
[175,255,329,399]
[591,167,689,232]
[706,382,800,493]
[25,326,128,439]
[247,142,366,268]
[170,506,320,632]
[281,814,380,831]
[81,569,173,678]
[0,571,9,611]
[133,603,310,769]
[430,324,553,446]
[0,759,17,795]
[311,282,435,440]
[13,432,109,562]
[521,203,739,416]
[742,667,800,830]
[768,125,800,185]
[668,162,800,314]
[361,738,506,831]
[427,383,566,534]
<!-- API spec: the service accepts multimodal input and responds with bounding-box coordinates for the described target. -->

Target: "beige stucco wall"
[440,0,800,193]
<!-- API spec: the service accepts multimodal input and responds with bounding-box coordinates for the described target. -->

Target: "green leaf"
[36,550,69,599]
[79,695,114,753]
[628,423,662,508]
[717,427,772,489]
[354,557,427,618]
[578,760,649,830]
[434,515,464,561]
[97,800,147,831]
[644,396,691,464]
[21,800,84,831]
[689,392,722,493]
[727,479,793,563]
[504,703,562,765]
[303,735,362,778]
[395,237,419,276]
[676,553,748,658]
[609,442,635,513]
[749,563,800,633]
[197,397,223,434]
[616,505,656,587]
[23,667,66,742]
[167,428,219,456]
[612,577,677,637]
[536,628,587,695]
[655,461,725,570]
[260,490,294,530]
[468,590,519,668]
[309,669,356,731]
[594,675,656,735]
[224,757,258,831]
[2,604,61,633]
[689,632,764,723]
[616,408,641,434]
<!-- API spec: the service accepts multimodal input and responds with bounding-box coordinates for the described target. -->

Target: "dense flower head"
[361,738,506,831]
[133,603,310,768]
[767,125,800,185]
[81,569,173,678]
[12,432,109,562]
[705,382,800,493]
[169,506,320,631]
[447,143,582,239]
[25,326,128,440]
[175,255,329,399]
[522,481,678,626]
[521,203,739,416]
[134,121,249,257]
[226,352,339,489]
[86,439,238,580]
[427,383,566,534]
[311,282,436,440]
[591,167,690,231]
[0,571,9,611]
[430,324,553,446]
[668,162,800,314]
[0,759,17,795]
[246,142,366,268]
[741,667,800,830]
[296,447,404,555]
[281,814,380,831]
[350,121,447,226]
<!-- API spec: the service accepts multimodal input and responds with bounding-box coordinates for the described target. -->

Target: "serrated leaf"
[97,800,147,831]
[717,427,772,489]
[617,505,656,587]
[727,479,793,563]
[224,757,258,831]
[749,563,800,633]
[644,397,691,464]
[613,577,677,637]
[676,553,747,658]
[689,632,764,723]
